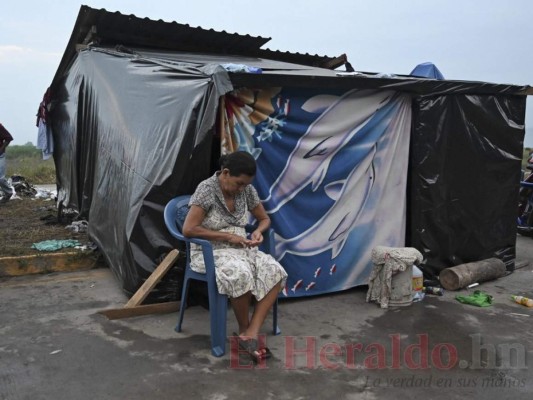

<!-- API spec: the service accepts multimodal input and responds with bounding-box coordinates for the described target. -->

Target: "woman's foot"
[234,333,272,362]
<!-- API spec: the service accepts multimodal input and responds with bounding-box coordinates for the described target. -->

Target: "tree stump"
[439,258,506,291]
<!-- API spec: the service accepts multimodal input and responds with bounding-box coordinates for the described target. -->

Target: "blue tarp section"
[410,62,445,80]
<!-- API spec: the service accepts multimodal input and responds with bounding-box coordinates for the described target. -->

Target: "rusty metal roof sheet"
[76,7,271,53]
[52,5,347,87]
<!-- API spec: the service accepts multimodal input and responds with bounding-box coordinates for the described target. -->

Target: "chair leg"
[175,276,190,333]
[208,289,228,357]
[272,298,281,335]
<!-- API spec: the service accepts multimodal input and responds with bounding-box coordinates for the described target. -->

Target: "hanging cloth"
[35,87,54,160]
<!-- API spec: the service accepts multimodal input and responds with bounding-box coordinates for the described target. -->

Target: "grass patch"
[5,144,55,184]
[0,198,89,257]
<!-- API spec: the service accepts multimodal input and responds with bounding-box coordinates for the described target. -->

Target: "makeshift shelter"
[46,6,531,300]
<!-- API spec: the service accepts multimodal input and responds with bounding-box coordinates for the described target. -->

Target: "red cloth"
[36,87,52,126]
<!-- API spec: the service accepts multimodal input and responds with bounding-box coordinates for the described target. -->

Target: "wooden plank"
[97,250,181,320]
[98,301,180,320]
[124,249,179,308]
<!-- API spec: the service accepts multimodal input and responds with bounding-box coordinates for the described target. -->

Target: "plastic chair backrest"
[175,199,190,233]
[164,195,191,240]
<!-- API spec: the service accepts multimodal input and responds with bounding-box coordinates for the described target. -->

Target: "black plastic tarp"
[51,48,232,299]
[408,94,526,276]
[49,45,529,299]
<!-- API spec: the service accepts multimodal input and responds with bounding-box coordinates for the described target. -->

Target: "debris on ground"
[66,220,89,233]
[10,175,38,197]
[0,179,93,257]
[455,290,493,307]
[31,239,82,252]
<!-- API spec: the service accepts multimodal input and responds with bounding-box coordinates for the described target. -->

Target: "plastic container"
[389,265,414,307]
[512,295,533,307]
[412,265,425,302]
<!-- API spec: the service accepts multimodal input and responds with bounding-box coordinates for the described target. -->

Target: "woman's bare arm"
[249,202,271,245]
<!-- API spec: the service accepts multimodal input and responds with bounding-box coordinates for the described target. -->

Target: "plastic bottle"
[423,286,444,296]
[512,295,533,307]
[412,265,425,302]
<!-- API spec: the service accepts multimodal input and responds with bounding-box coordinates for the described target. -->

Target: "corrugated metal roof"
[258,49,346,69]
[79,7,271,53]
[52,5,347,87]
[51,6,530,96]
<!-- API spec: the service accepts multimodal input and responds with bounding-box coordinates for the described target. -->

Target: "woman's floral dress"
[189,173,287,300]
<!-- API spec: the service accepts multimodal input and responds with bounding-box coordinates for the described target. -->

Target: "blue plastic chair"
[164,195,280,357]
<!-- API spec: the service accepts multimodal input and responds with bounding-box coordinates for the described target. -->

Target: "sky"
[1,0,532,146]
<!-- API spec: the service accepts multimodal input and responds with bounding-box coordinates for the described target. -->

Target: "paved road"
[1,236,532,399]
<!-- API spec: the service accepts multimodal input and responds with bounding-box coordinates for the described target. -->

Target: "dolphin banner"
[222,87,412,297]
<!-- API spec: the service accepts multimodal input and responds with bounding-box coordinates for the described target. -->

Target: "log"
[439,258,506,291]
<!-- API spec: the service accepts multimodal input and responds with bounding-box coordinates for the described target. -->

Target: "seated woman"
[183,151,287,361]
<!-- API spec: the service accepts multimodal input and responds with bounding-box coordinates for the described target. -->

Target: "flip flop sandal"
[259,347,272,359]
[234,333,266,363]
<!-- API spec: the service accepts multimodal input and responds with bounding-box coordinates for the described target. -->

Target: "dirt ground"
[0,195,91,257]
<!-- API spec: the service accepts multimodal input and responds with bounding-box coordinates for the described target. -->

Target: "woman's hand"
[227,234,256,248]
[249,230,264,247]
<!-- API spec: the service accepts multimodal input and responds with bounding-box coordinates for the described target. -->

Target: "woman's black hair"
[219,151,256,177]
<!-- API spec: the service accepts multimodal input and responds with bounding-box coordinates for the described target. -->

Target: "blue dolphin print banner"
[222,87,412,297]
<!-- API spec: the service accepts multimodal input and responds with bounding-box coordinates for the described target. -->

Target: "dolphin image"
[262,89,392,213]
[300,94,341,114]
[274,145,377,261]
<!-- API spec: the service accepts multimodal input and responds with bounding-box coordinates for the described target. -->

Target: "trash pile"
[366,245,532,312]
[2,175,99,256]
[5,175,56,201]
[11,175,37,197]
[65,220,88,233]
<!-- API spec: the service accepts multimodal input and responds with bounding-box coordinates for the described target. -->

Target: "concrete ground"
[1,237,533,400]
